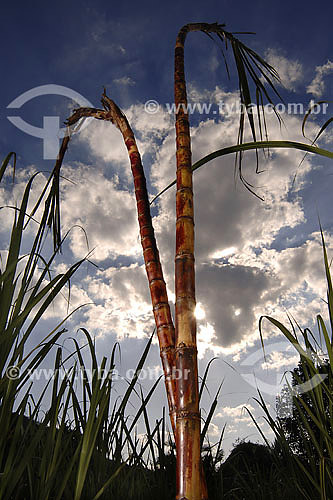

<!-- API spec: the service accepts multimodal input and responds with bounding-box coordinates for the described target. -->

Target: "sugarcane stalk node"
[175,344,197,354]
[176,411,201,421]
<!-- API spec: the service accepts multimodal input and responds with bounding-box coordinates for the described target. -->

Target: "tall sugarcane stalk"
[173,22,283,500]
[174,24,202,500]
[101,99,205,499]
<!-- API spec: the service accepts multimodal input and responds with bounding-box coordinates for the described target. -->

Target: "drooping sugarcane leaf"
[311,116,333,145]
[197,24,285,189]
[302,100,333,139]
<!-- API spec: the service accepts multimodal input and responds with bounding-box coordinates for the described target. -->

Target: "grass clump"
[0,154,165,499]
[250,229,333,500]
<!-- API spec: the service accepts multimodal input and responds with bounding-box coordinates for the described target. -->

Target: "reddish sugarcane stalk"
[63,98,178,433]
[174,23,221,500]
[101,95,178,432]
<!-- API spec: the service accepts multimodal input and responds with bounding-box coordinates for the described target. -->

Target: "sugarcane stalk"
[63,98,178,433]
[174,24,220,500]
[101,94,178,432]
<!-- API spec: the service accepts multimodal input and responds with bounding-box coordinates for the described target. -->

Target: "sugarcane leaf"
[151,140,333,204]
[200,382,223,446]
[312,116,333,144]
[0,152,16,183]
[232,40,257,142]
[91,462,127,500]
[317,316,333,368]
[199,357,217,402]
[128,375,162,435]
[259,315,308,359]
[116,332,154,416]
[302,100,332,140]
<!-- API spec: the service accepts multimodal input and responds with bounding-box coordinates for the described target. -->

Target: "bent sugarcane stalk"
[63,98,178,433]
[101,94,178,432]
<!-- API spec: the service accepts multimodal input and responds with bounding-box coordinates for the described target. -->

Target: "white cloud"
[260,349,299,371]
[3,84,330,452]
[78,120,131,173]
[113,76,135,86]
[82,263,153,339]
[216,404,254,423]
[126,103,173,143]
[264,48,303,91]
[307,60,333,98]
[146,89,324,354]
[60,163,140,261]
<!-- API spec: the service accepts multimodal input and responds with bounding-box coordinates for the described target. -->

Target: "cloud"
[60,162,140,261]
[77,120,131,173]
[215,403,254,423]
[113,76,135,86]
[56,42,126,71]
[3,83,329,456]
[307,60,333,98]
[196,263,274,348]
[82,263,154,339]
[147,89,327,352]
[264,49,303,91]
[260,349,299,371]
[126,103,173,143]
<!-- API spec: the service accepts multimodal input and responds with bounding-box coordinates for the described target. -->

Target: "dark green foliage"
[277,359,332,464]
[218,441,288,500]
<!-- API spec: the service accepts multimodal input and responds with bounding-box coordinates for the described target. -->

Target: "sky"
[1,0,333,455]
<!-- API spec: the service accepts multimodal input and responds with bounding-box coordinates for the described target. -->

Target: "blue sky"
[2,0,333,454]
